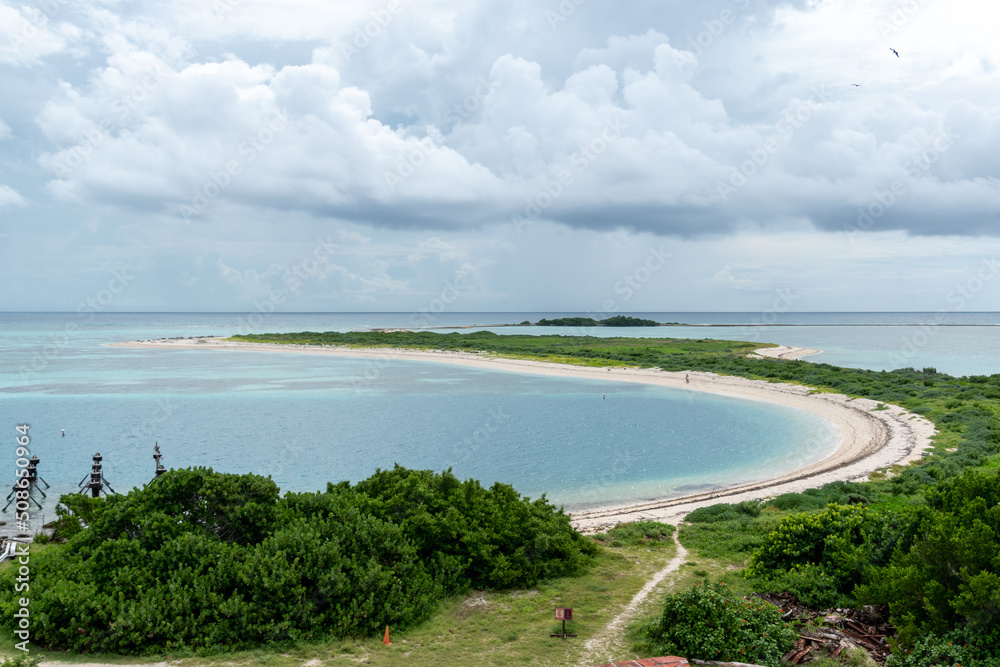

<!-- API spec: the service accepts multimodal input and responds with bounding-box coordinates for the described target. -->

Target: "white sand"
[751,345,820,360]
[114,337,936,531]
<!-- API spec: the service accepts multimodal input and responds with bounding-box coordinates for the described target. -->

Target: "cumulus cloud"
[29,0,1000,240]
[36,49,507,226]
[0,1,81,66]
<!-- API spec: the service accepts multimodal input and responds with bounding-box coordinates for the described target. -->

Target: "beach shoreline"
[113,337,936,531]
[751,344,821,361]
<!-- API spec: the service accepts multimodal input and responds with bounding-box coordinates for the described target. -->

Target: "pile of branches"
[754,593,894,665]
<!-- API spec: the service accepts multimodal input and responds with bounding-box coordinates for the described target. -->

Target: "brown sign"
[555,607,572,621]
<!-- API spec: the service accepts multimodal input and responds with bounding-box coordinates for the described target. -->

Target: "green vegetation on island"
[1,466,594,654]
[535,315,661,327]
[7,330,1000,665]
[680,467,1000,667]
[536,316,600,326]
[228,329,760,367]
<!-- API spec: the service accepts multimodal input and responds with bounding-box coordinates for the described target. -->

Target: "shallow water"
[0,313,842,520]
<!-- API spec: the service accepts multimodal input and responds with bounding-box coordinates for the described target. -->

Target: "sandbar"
[113,337,935,531]
[751,345,820,361]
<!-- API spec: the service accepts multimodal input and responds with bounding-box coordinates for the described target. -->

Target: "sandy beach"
[114,337,936,531]
[751,345,821,361]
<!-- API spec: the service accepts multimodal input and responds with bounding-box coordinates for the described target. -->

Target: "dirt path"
[580,530,689,666]
[40,663,171,667]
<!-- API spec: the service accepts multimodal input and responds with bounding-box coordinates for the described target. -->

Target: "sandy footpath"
[114,337,936,531]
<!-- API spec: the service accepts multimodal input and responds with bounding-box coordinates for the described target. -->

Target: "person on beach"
[685,374,689,384]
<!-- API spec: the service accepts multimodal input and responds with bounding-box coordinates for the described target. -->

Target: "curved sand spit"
[751,345,820,361]
[114,337,935,531]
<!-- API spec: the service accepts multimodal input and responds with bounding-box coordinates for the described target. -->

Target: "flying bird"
[890,48,900,58]
[851,83,862,87]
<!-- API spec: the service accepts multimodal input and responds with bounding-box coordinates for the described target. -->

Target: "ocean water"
[0,312,848,525]
[431,312,1000,377]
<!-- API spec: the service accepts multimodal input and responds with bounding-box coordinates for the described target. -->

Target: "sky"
[1,0,999,314]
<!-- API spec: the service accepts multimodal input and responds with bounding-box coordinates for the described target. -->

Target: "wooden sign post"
[551,607,576,639]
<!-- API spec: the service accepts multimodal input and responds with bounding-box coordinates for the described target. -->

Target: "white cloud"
[31,3,1000,239]
[0,2,77,66]
[411,236,464,261]
[0,185,26,206]
[708,266,762,291]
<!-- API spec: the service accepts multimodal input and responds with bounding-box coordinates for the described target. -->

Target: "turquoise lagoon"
[3,311,997,518]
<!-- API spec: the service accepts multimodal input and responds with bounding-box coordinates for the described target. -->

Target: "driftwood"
[754,592,893,665]
[782,621,890,664]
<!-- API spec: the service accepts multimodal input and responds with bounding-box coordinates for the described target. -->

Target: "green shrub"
[350,465,597,589]
[745,504,917,605]
[637,582,795,667]
[885,631,1000,667]
[687,501,762,523]
[766,493,828,511]
[0,466,596,654]
[754,562,845,608]
[763,482,875,513]
[858,469,1000,647]
[51,493,106,540]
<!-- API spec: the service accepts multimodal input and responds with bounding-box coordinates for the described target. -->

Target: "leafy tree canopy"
[0,466,595,655]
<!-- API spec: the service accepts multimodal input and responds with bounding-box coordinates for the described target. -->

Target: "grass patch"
[679,508,797,565]
[591,521,675,548]
[0,541,62,574]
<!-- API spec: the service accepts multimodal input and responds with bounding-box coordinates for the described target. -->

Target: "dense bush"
[765,493,829,512]
[0,466,595,654]
[638,582,795,667]
[885,631,1000,667]
[51,493,105,540]
[745,504,918,608]
[764,481,873,512]
[348,465,596,589]
[857,469,1000,648]
[741,470,1000,659]
[686,500,762,523]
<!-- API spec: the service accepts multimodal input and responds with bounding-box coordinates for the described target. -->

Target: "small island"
[536,315,661,327]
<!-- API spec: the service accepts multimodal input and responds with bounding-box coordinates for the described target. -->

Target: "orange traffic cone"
[383,626,392,645]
